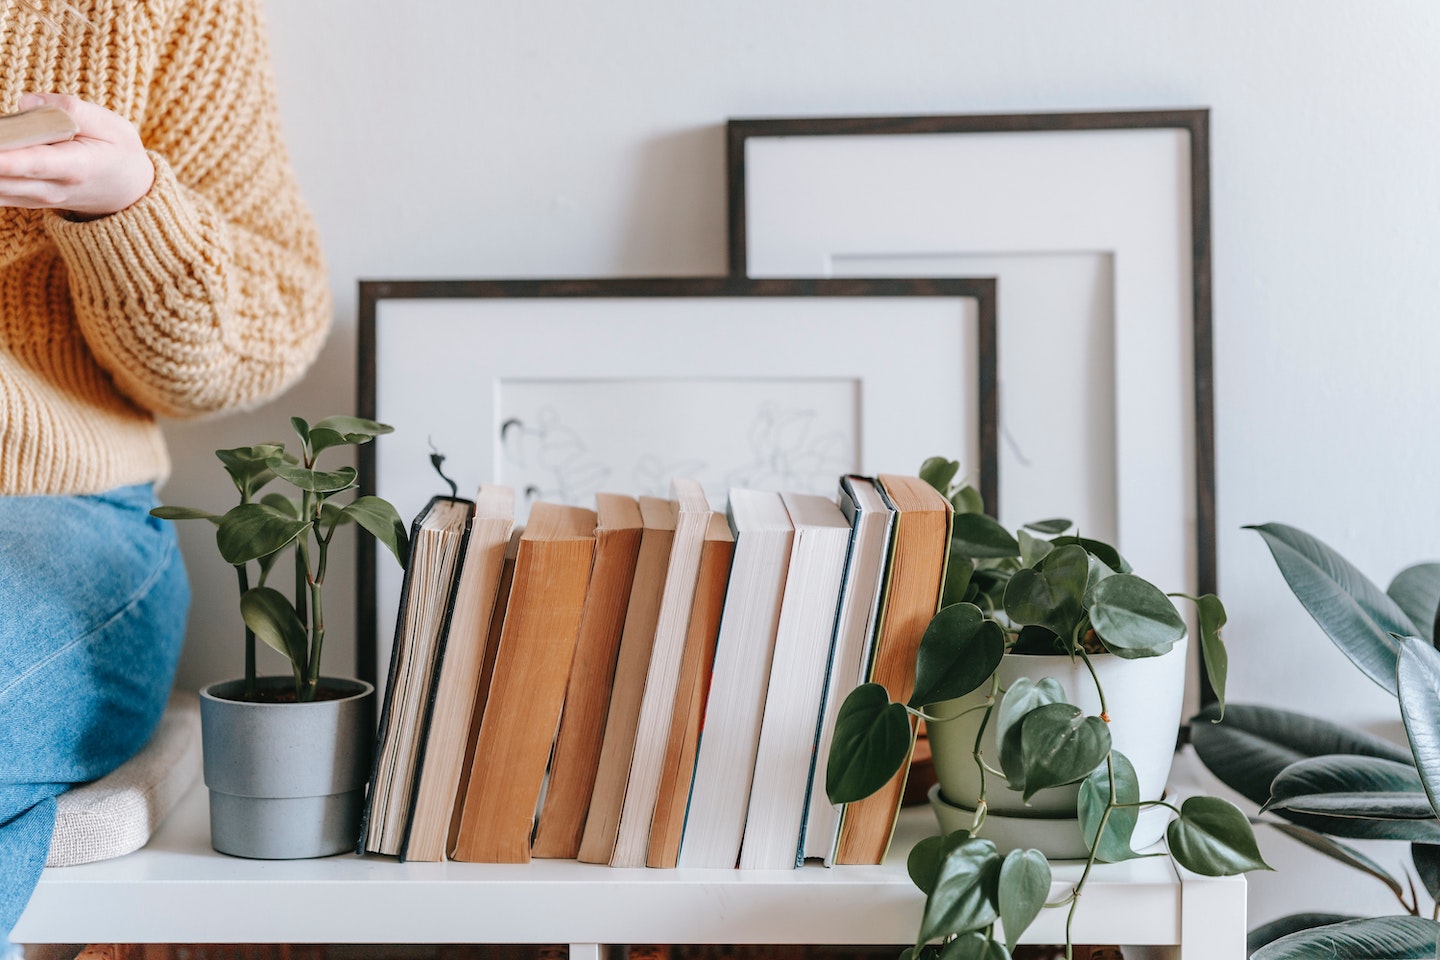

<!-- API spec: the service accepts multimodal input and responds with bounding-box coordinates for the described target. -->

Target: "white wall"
[159,0,1440,929]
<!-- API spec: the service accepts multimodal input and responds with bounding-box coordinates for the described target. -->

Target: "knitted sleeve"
[43,0,330,419]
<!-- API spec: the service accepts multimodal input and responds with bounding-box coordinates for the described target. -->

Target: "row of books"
[358,472,953,868]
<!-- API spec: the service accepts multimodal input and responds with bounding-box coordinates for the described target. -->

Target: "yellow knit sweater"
[0,0,330,495]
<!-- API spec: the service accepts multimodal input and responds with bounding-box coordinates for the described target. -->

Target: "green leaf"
[1390,563,1440,646]
[214,444,285,500]
[1050,535,1130,574]
[1249,522,1416,695]
[1399,636,1440,819]
[1017,529,1053,568]
[907,829,971,897]
[269,460,359,494]
[1262,821,1406,900]
[1195,594,1228,718]
[950,513,1021,560]
[1086,574,1186,659]
[1018,702,1111,800]
[1247,914,1363,958]
[918,837,1001,943]
[1267,754,1430,820]
[1008,625,1061,656]
[1004,544,1088,639]
[342,495,410,569]
[997,848,1049,954]
[1414,844,1440,904]
[1084,554,1117,596]
[919,456,961,495]
[910,603,1005,707]
[827,683,912,804]
[289,416,311,447]
[936,934,1007,960]
[1166,796,1271,875]
[215,503,309,565]
[941,555,975,609]
[309,416,394,455]
[1023,518,1072,535]
[149,505,220,524]
[260,492,302,519]
[995,677,1065,787]
[240,586,308,667]
[950,486,985,517]
[1077,751,1141,862]
[1251,916,1440,960]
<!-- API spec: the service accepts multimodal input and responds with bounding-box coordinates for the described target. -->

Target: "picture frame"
[356,276,997,686]
[728,109,1216,704]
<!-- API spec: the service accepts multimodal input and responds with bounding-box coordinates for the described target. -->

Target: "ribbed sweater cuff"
[43,150,219,340]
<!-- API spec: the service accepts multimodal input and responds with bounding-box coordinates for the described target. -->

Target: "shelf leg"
[1178,873,1247,959]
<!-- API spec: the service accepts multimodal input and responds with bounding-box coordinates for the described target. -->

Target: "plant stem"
[303,516,329,702]
[235,564,255,698]
[970,672,1002,817]
[1076,647,1109,720]
[1064,802,1113,960]
[913,702,992,725]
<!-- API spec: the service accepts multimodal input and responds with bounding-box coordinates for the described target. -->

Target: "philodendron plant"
[153,416,409,703]
[1191,523,1440,959]
[827,458,1265,960]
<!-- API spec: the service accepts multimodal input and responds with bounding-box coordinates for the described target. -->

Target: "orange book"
[449,503,597,863]
[833,474,952,865]
[647,511,735,867]
[531,493,645,859]
[576,496,678,864]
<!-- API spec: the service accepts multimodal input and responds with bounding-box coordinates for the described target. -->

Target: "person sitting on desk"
[0,0,331,949]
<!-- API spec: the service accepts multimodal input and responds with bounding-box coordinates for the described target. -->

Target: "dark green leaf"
[1195,594,1228,718]
[1414,844,1440,903]
[1084,554,1117,596]
[343,496,410,568]
[1247,914,1362,958]
[1251,916,1440,960]
[827,683,913,804]
[1008,625,1061,655]
[951,486,985,517]
[1077,751,1141,862]
[1263,821,1405,900]
[1268,754,1428,820]
[997,848,1049,953]
[1017,530,1052,568]
[950,513,1021,560]
[1398,636,1440,819]
[1086,574,1186,659]
[1050,535,1130,574]
[995,678,1065,788]
[1166,796,1270,875]
[216,503,308,565]
[1018,702,1111,800]
[1023,518,1072,535]
[910,603,1005,707]
[1004,545,1088,639]
[1266,792,1437,821]
[942,555,975,609]
[260,492,302,520]
[907,829,971,896]
[920,456,961,495]
[1249,522,1416,695]
[937,935,1007,960]
[1390,563,1440,647]
[215,444,285,500]
[309,416,393,455]
[918,837,1001,943]
[289,416,311,447]
[240,586,308,667]
[149,505,220,524]
[269,460,359,494]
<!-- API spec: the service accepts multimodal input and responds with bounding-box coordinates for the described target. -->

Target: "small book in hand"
[0,106,78,151]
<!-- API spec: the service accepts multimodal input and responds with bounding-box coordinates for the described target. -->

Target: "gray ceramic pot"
[199,676,374,859]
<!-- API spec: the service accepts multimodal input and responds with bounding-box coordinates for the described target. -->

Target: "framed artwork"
[356,277,997,686]
[728,109,1216,705]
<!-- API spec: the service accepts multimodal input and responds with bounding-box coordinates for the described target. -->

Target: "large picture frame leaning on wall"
[728,109,1216,707]
[355,276,997,689]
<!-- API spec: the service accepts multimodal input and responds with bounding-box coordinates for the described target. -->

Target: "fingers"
[0,93,153,215]
[18,91,135,144]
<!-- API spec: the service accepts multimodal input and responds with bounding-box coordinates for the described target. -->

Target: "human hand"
[0,92,154,218]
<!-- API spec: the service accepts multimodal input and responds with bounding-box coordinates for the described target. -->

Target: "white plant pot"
[924,637,1188,856]
[199,676,374,859]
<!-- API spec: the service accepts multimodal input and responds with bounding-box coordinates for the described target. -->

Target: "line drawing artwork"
[496,379,858,508]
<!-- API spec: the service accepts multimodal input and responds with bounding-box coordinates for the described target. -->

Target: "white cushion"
[46,693,201,867]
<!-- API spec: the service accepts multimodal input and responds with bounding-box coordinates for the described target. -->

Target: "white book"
[738,492,854,870]
[676,488,795,868]
[608,477,712,867]
[799,476,897,865]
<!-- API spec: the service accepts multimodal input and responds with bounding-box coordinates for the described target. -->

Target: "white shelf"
[17,782,1244,956]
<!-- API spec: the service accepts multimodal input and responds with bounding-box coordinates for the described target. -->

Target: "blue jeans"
[0,484,188,945]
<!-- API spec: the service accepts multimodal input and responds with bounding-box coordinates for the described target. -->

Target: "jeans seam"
[0,532,176,703]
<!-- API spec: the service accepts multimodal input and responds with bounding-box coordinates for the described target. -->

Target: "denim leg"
[0,484,189,943]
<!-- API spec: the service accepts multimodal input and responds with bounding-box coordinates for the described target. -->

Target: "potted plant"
[1190,522,1440,959]
[153,415,408,859]
[826,458,1266,959]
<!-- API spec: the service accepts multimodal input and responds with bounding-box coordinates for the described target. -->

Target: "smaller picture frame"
[356,276,996,686]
